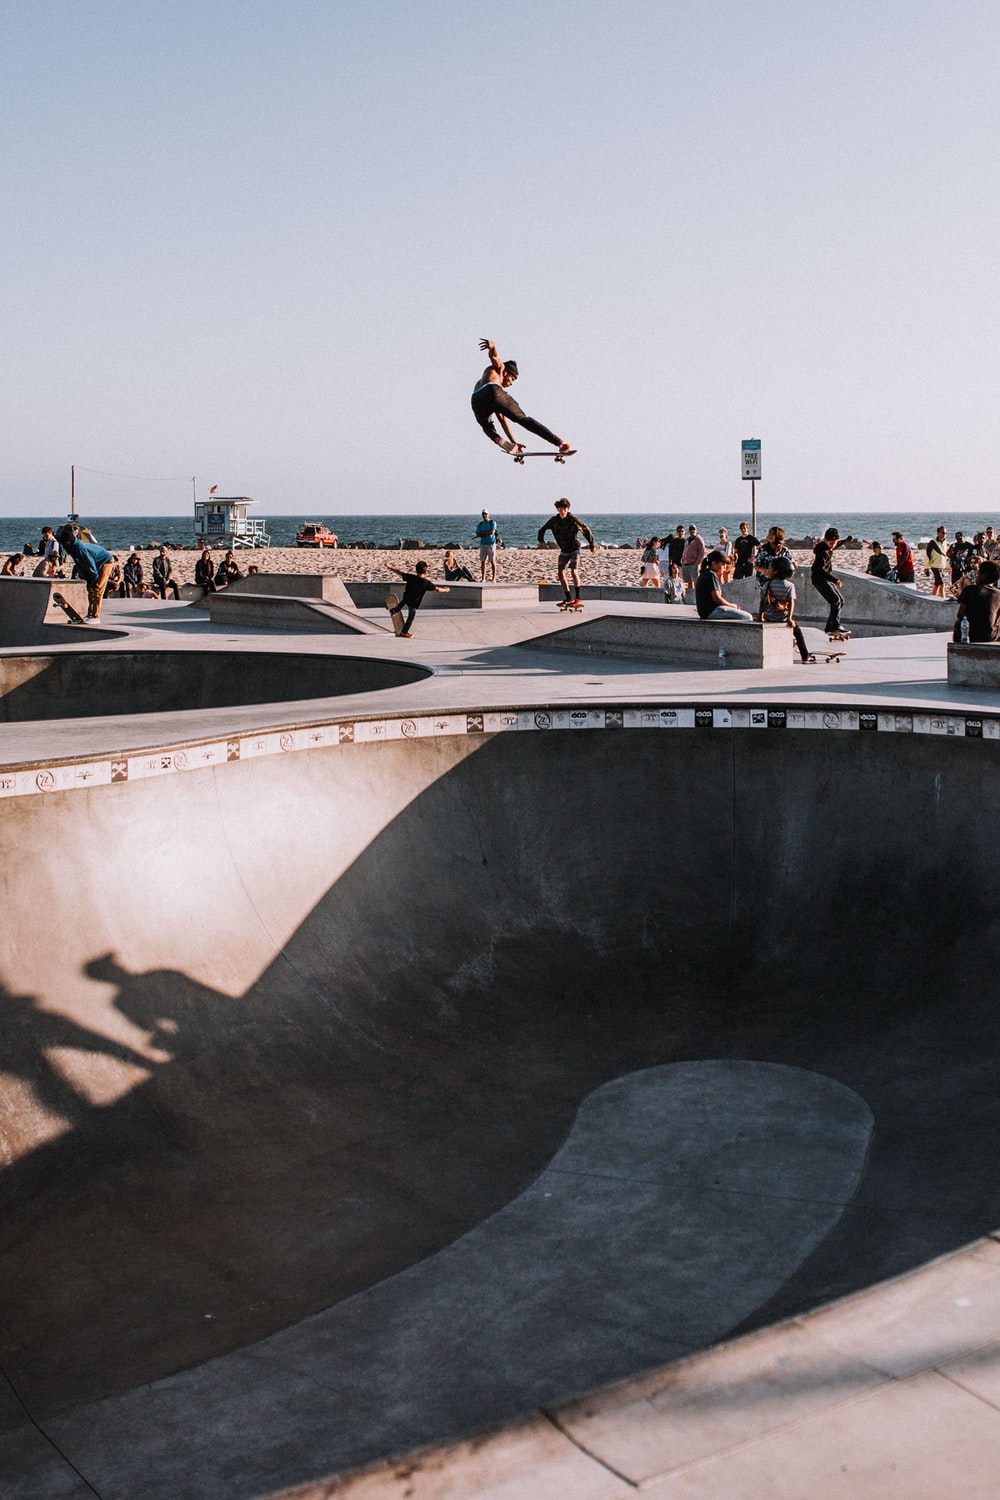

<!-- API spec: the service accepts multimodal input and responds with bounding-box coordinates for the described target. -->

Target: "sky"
[2,0,998,516]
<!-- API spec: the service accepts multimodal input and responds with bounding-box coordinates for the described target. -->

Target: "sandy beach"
[110,543,946,596]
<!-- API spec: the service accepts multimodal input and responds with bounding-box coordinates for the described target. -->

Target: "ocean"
[2,511,997,554]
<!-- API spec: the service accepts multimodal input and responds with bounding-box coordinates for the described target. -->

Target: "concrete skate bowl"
[1,723,999,1498]
[0,649,430,720]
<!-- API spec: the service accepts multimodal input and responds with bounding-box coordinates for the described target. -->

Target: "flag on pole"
[208,485,218,495]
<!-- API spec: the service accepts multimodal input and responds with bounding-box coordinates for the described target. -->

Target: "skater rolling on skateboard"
[810,527,848,638]
[383,560,449,637]
[538,498,595,609]
[472,338,571,456]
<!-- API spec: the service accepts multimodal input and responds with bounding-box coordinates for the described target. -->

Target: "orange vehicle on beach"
[295,523,338,548]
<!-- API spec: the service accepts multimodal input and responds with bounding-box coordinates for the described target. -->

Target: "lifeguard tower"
[193,496,270,550]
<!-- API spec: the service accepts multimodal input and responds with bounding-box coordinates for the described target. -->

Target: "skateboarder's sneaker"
[401,631,413,637]
[558,441,573,454]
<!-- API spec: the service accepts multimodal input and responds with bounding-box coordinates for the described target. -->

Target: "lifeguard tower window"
[193,497,270,549]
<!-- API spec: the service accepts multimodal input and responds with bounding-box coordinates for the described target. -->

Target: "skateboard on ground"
[798,632,850,665]
[513,449,577,465]
[385,592,405,636]
[52,592,85,624]
[557,598,584,612]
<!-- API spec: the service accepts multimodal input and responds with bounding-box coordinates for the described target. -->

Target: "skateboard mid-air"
[513,448,577,465]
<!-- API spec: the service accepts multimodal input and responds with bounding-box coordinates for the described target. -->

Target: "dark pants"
[812,576,843,632]
[471,385,561,447]
[156,579,180,599]
[391,600,417,632]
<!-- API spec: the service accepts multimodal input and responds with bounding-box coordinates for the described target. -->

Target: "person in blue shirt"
[56,524,115,621]
[474,509,499,581]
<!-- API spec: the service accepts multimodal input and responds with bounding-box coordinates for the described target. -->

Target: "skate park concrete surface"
[3,585,1000,1498]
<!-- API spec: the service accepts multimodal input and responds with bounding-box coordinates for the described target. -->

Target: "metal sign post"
[741,440,761,536]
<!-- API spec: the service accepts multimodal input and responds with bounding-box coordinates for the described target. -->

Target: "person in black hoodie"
[811,527,847,635]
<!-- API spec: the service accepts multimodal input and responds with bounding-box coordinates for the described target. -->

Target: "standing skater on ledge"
[472,338,572,456]
[56,523,114,621]
[383,559,449,637]
[538,497,595,609]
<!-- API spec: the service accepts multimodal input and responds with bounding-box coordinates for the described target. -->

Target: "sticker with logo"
[604,710,624,729]
[534,711,552,730]
[112,760,129,782]
[965,719,983,738]
[694,709,713,729]
[338,724,355,744]
[569,710,590,730]
[859,712,878,732]
[750,710,768,729]
[467,713,484,734]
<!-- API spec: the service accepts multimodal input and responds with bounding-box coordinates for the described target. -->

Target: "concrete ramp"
[522,610,792,667]
[0,723,998,1497]
[225,573,358,609]
[207,591,391,633]
[0,577,101,645]
[728,568,956,636]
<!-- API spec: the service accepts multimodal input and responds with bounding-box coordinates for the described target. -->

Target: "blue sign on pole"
[741,439,761,480]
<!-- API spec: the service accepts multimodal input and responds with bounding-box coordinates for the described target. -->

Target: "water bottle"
[718,646,727,667]
[960,617,970,644]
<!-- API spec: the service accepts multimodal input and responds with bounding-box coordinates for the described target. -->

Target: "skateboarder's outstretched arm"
[383,561,449,592]
[478,338,504,377]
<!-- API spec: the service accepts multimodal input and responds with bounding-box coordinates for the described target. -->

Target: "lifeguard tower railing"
[193,498,271,550]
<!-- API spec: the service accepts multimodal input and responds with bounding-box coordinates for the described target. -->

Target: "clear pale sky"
[2,1,997,516]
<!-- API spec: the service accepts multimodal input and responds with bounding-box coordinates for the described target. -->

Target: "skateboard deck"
[799,651,846,664]
[52,591,85,624]
[557,599,584,612]
[513,449,576,464]
[385,592,405,636]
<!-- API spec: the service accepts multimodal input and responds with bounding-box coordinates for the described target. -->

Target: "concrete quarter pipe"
[1,722,998,1498]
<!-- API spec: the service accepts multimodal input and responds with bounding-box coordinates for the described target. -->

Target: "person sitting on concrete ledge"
[866,542,891,580]
[953,561,1000,643]
[194,549,217,594]
[694,551,753,621]
[443,550,473,582]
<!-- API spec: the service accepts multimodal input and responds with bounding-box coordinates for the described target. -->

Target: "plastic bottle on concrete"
[718,646,727,667]
[961,617,970,644]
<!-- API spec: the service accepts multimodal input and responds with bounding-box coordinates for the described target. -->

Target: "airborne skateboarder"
[471,338,572,456]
